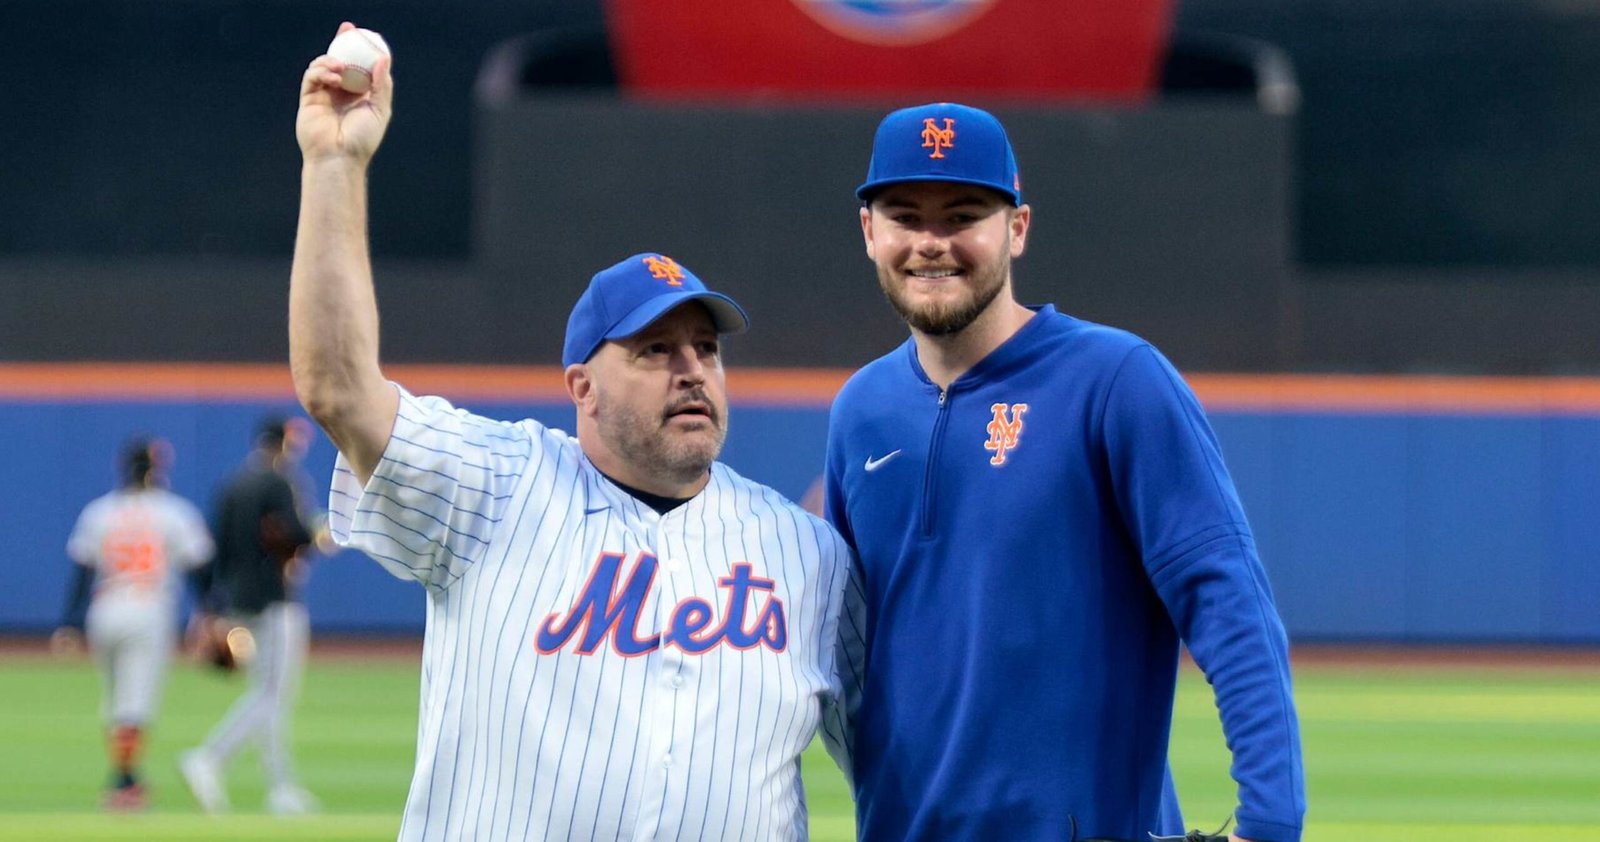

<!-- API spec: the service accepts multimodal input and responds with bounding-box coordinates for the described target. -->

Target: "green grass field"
[1,650,1596,841]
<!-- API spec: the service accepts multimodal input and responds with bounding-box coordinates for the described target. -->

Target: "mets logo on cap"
[641,254,686,286]
[921,117,956,158]
[791,0,996,46]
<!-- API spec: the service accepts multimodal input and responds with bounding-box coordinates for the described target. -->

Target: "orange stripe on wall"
[0,363,851,405]
[0,363,299,400]
[1189,374,1600,414]
[2,364,1600,414]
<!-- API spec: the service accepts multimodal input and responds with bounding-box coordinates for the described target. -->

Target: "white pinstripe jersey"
[67,487,214,613]
[330,386,853,842]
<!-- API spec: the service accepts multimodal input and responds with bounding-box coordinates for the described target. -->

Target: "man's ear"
[860,205,876,261]
[1009,204,1032,258]
[565,363,598,418]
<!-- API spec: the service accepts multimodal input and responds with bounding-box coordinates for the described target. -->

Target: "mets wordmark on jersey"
[329,387,850,842]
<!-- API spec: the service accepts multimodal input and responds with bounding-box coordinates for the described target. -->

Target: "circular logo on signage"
[791,0,998,46]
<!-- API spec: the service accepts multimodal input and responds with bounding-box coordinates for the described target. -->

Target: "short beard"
[883,268,1004,337]
[595,386,725,487]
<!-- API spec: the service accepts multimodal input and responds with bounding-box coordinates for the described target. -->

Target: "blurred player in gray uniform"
[55,437,214,811]
[179,417,319,815]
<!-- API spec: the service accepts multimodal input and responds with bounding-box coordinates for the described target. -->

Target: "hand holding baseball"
[297,22,393,164]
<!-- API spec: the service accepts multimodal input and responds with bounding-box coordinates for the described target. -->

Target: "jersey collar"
[901,303,1060,391]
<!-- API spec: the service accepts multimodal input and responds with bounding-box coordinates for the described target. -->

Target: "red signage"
[606,0,1173,102]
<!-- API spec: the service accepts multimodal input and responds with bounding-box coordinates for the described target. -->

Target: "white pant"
[86,598,176,726]
[198,601,309,788]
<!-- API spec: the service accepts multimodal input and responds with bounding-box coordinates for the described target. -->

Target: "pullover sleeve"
[1103,345,1306,842]
[819,395,865,781]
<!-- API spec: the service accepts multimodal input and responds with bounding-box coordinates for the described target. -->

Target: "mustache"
[663,389,719,424]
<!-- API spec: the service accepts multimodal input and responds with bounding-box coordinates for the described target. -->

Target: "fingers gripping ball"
[326,28,390,93]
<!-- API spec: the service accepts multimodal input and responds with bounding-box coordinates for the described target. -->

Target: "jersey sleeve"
[65,499,105,567]
[263,472,313,553]
[820,384,865,783]
[1102,345,1306,842]
[818,550,866,787]
[167,497,216,571]
[329,386,536,591]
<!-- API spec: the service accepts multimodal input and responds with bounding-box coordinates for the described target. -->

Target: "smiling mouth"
[905,267,964,280]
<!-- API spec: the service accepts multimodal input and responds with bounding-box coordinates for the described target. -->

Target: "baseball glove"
[1160,830,1232,842]
[206,625,238,672]
[189,614,250,673]
[203,618,237,672]
[1075,816,1234,842]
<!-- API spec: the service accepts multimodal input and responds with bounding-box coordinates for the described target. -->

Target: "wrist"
[301,153,369,174]
[300,156,371,196]
[302,150,367,165]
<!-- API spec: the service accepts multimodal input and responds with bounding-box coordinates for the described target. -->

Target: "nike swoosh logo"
[864,450,902,472]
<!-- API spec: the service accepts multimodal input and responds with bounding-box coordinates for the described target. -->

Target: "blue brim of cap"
[605,291,751,345]
[856,175,1021,206]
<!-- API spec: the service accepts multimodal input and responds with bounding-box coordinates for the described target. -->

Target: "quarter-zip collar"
[900,304,1060,395]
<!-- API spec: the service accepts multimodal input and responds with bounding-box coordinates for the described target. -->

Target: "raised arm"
[289,22,400,484]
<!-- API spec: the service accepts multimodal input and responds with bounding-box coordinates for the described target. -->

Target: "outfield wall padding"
[3,370,1596,644]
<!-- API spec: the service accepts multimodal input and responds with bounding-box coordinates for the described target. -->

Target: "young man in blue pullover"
[823,103,1306,842]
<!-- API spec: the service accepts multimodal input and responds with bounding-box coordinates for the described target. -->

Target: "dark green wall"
[0,0,594,257]
[1177,0,1600,267]
[3,0,1598,373]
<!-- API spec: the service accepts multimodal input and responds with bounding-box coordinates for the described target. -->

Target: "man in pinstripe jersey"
[285,24,856,840]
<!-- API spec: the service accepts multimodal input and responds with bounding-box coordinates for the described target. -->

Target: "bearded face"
[876,245,1012,336]
[594,379,726,487]
[862,183,1027,338]
[578,303,730,493]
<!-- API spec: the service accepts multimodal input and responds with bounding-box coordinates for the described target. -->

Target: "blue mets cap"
[562,253,751,367]
[857,102,1022,206]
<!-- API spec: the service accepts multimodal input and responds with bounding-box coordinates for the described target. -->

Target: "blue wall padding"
[4,398,1596,642]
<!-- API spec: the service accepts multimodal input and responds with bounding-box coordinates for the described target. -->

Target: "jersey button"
[664,558,682,573]
[661,754,673,767]
[670,674,685,688]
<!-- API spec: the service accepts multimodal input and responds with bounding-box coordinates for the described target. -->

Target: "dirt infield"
[312,634,424,659]
[3,634,1596,670]
[1288,641,1600,671]
[0,633,422,663]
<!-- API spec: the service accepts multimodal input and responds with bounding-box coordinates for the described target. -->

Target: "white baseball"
[326,28,390,94]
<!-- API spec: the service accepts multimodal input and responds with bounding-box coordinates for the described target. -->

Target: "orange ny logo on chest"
[984,402,1027,466]
[536,552,787,656]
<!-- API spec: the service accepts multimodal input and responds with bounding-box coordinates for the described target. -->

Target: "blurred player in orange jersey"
[55,437,215,810]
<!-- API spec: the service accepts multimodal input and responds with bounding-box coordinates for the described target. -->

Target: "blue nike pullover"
[824,306,1304,842]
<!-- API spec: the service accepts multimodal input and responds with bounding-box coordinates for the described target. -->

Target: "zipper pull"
[938,389,947,408]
